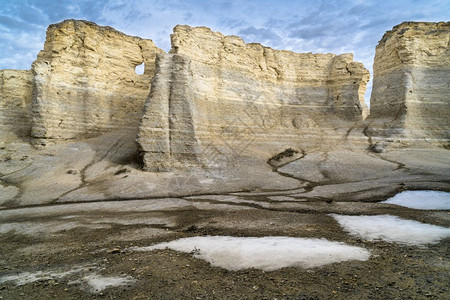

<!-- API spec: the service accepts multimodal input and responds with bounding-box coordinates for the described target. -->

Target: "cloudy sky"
[1,0,449,101]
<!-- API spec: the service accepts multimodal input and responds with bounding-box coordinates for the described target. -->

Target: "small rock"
[114,168,129,175]
[369,142,388,153]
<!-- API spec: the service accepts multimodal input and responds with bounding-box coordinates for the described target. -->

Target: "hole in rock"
[135,62,145,75]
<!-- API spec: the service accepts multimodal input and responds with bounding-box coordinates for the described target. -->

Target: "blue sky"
[1,0,449,102]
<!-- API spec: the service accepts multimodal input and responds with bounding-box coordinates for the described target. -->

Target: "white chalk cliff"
[367,22,450,148]
[137,25,370,171]
[31,20,163,146]
[0,20,448,174]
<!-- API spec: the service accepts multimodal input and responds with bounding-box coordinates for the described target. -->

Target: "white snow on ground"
[332,214,450,246]
[382,190,450,210]
[133,236,370,271]
[0,266,88,285]
[0,266,135,293]
[0,221,110,235]
[83,274,135,293]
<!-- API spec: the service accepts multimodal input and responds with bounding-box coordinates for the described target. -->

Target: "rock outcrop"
[137,25,370,171]
[2,20,448,174]
[367,22,450,147]
[0,70,33,140]
[31,20,163,145]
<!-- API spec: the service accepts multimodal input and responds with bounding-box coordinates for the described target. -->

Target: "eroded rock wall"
[0,70,33,141]
[367,22,450,146]
[138,25,369,171]
[32,20,163,145]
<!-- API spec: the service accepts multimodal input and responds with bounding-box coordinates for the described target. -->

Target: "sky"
[0,0,449,102]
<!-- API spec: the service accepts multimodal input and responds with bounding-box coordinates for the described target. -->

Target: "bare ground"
[0,133,449,299]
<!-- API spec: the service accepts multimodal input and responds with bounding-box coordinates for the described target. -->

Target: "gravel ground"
[0,195,449,299]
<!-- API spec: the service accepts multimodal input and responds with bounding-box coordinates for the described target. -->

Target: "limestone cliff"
[2,20,447,174]
[0,70,33,140]
[137,25,369,171]
[31,20,163,145]
[367,22,450,146]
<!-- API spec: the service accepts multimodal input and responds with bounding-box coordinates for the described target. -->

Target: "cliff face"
[2,20,448,173]
[0,70,33,140]
[368,22,450,145]
[31,20,163,145]
[137,25,369,171]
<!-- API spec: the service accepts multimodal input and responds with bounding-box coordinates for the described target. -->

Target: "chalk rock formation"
[137,25,369,171]
[0,70,33,140]
[367,22,450,146]
[32,20,163,145]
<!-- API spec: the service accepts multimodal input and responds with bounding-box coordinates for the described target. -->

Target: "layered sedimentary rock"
[367,22,450,146]
[32,20,163,144]
[137,25,369,171]
[0,70,33,140]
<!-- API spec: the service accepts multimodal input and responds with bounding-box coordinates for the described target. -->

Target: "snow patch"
[332,214,450,246]
[83,274,135,293]
[133,236,370,271]
[382,190,450,210]
[0,266,88,285]
[0,221,110,235]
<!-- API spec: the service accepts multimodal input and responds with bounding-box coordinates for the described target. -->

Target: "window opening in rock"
[135,62,145,75]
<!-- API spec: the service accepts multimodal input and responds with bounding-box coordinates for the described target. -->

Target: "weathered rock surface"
[137,25,370,171]
[1,21,450,299]
[0,70,33,141]
[367,22,450,147]
[31,20,163,145]
[0,21,448,207]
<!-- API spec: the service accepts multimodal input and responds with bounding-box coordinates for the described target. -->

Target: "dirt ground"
[0,135,449,299]
[0,193,449,300]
